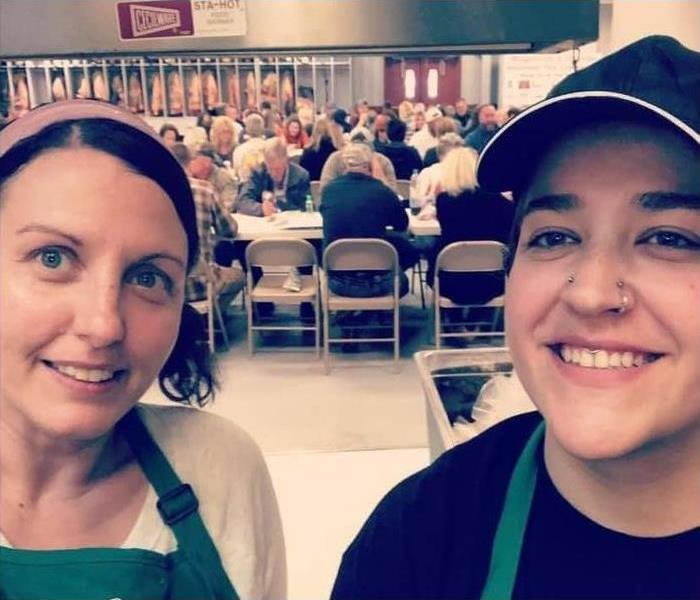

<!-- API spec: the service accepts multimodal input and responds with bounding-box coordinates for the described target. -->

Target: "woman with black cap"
[0,100,285,599]
[332,35,700,600]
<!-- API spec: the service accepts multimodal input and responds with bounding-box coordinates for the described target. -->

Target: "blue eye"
[127,265,173,294]
[39,248,64,269]
[134,271,158,288]
[526,230,579,249]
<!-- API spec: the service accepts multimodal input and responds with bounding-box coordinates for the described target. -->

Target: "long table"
[234,210,441,241]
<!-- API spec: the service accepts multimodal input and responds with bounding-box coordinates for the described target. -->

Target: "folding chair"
[245,238,320,356]
[434,241,507,348]
[321,238,400,373]
[189,261,239,354]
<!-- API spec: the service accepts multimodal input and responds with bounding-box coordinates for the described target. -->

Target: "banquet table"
[234,210,441,241]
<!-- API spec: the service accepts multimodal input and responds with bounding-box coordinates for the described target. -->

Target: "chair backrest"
[323,238,398,272]
[395,179,411,200]
[436,241,506,273]
[310,180,322,209]
[246,238,317,268]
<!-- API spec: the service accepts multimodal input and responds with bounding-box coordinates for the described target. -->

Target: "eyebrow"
[16,224,83,246]
[17,225,185,269]
[520,194,580,218]
[636,192,700,211]
[140,252,186,270]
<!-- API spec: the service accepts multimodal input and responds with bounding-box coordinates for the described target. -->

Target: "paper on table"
[267,211,322,229]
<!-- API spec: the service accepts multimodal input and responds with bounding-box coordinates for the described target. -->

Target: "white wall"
[606,0,700,52]
[350,56,384,106]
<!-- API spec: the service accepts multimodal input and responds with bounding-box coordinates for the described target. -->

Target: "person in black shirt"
[376,118,423,180]
[332,35,700,600]
[426,146,514,306]
[320,143,418,297]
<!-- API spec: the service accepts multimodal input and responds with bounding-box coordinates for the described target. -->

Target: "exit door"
[384,57,460,106]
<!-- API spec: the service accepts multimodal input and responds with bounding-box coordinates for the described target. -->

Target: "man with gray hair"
[232,112,266,177]
[237,136,310,216]
[319,127,398,193]
[320,143,418,298]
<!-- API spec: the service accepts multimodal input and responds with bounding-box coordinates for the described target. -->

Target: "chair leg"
[394,305,400,372]
[247,299,254,356]
[207,298,215,354]
[214,301,230,351]
[417,260,426,310]
[323,305,331,374]
[315,296,321,358]
[434,302,442,349]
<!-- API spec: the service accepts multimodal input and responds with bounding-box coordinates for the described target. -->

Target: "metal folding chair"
[321,238,400,373]
[433,241,507,348]
[245,238,320,356]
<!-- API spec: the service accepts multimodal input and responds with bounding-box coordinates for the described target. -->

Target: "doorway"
[384,57,461,106]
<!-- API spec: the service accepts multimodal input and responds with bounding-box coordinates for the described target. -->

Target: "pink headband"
[0,99,166,157]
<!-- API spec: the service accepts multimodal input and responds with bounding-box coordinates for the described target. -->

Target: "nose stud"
[616,280,630,314]
[566,275,631,313]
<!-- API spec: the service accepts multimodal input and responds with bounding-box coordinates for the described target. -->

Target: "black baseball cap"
[477,35,700,194]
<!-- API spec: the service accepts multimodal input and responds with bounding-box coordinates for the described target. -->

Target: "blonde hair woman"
[300,117,344,181]
[209,116,237,166]
[425,147,514,307]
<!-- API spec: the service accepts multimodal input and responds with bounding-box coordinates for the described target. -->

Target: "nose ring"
[616,280,630,314]
[567,273,576,284]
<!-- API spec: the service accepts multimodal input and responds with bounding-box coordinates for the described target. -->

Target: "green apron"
[480,421,546,600]
[0,408,240,600]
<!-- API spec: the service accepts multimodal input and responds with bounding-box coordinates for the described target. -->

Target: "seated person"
[232,112,266,177]
[187,143,237,213]
[237,137,311,216]
[158,122,180,148]
[210,116,238,167]
[422,116,460,168]
[320,143,418,298]
[415,132,464,209]
[300,117,344,181]
[320,128,398,193]
[171,143,244,309]
[427,146,514,305]
[332,36,700,600]
[376,119,423,180]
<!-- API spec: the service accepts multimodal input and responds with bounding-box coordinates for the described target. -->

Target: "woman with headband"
[333,36,700,600]
[0,100,285,599]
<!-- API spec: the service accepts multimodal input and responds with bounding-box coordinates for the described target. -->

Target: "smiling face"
[0,147,188,442]
[506,121,700,461]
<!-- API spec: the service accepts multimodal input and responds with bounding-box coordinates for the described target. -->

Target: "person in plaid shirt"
[172,143,245,309]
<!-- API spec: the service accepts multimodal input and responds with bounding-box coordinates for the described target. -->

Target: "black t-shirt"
[331,413,700,600]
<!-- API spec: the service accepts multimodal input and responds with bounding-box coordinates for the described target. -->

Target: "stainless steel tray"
[414,347,516,461]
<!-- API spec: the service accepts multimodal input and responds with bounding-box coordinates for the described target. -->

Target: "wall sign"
[116,0,247,41]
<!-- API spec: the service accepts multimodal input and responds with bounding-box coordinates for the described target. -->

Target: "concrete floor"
[143,291,437,598]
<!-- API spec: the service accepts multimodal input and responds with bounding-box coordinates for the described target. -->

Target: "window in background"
[427,68,438,98]
[404,68,416,99]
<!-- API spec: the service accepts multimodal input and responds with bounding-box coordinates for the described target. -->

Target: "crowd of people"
[0,34,699,599]
[148,94,521,316]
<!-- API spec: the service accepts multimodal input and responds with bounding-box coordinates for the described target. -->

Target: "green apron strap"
[118,408,240,600]
[480,421,545,600]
